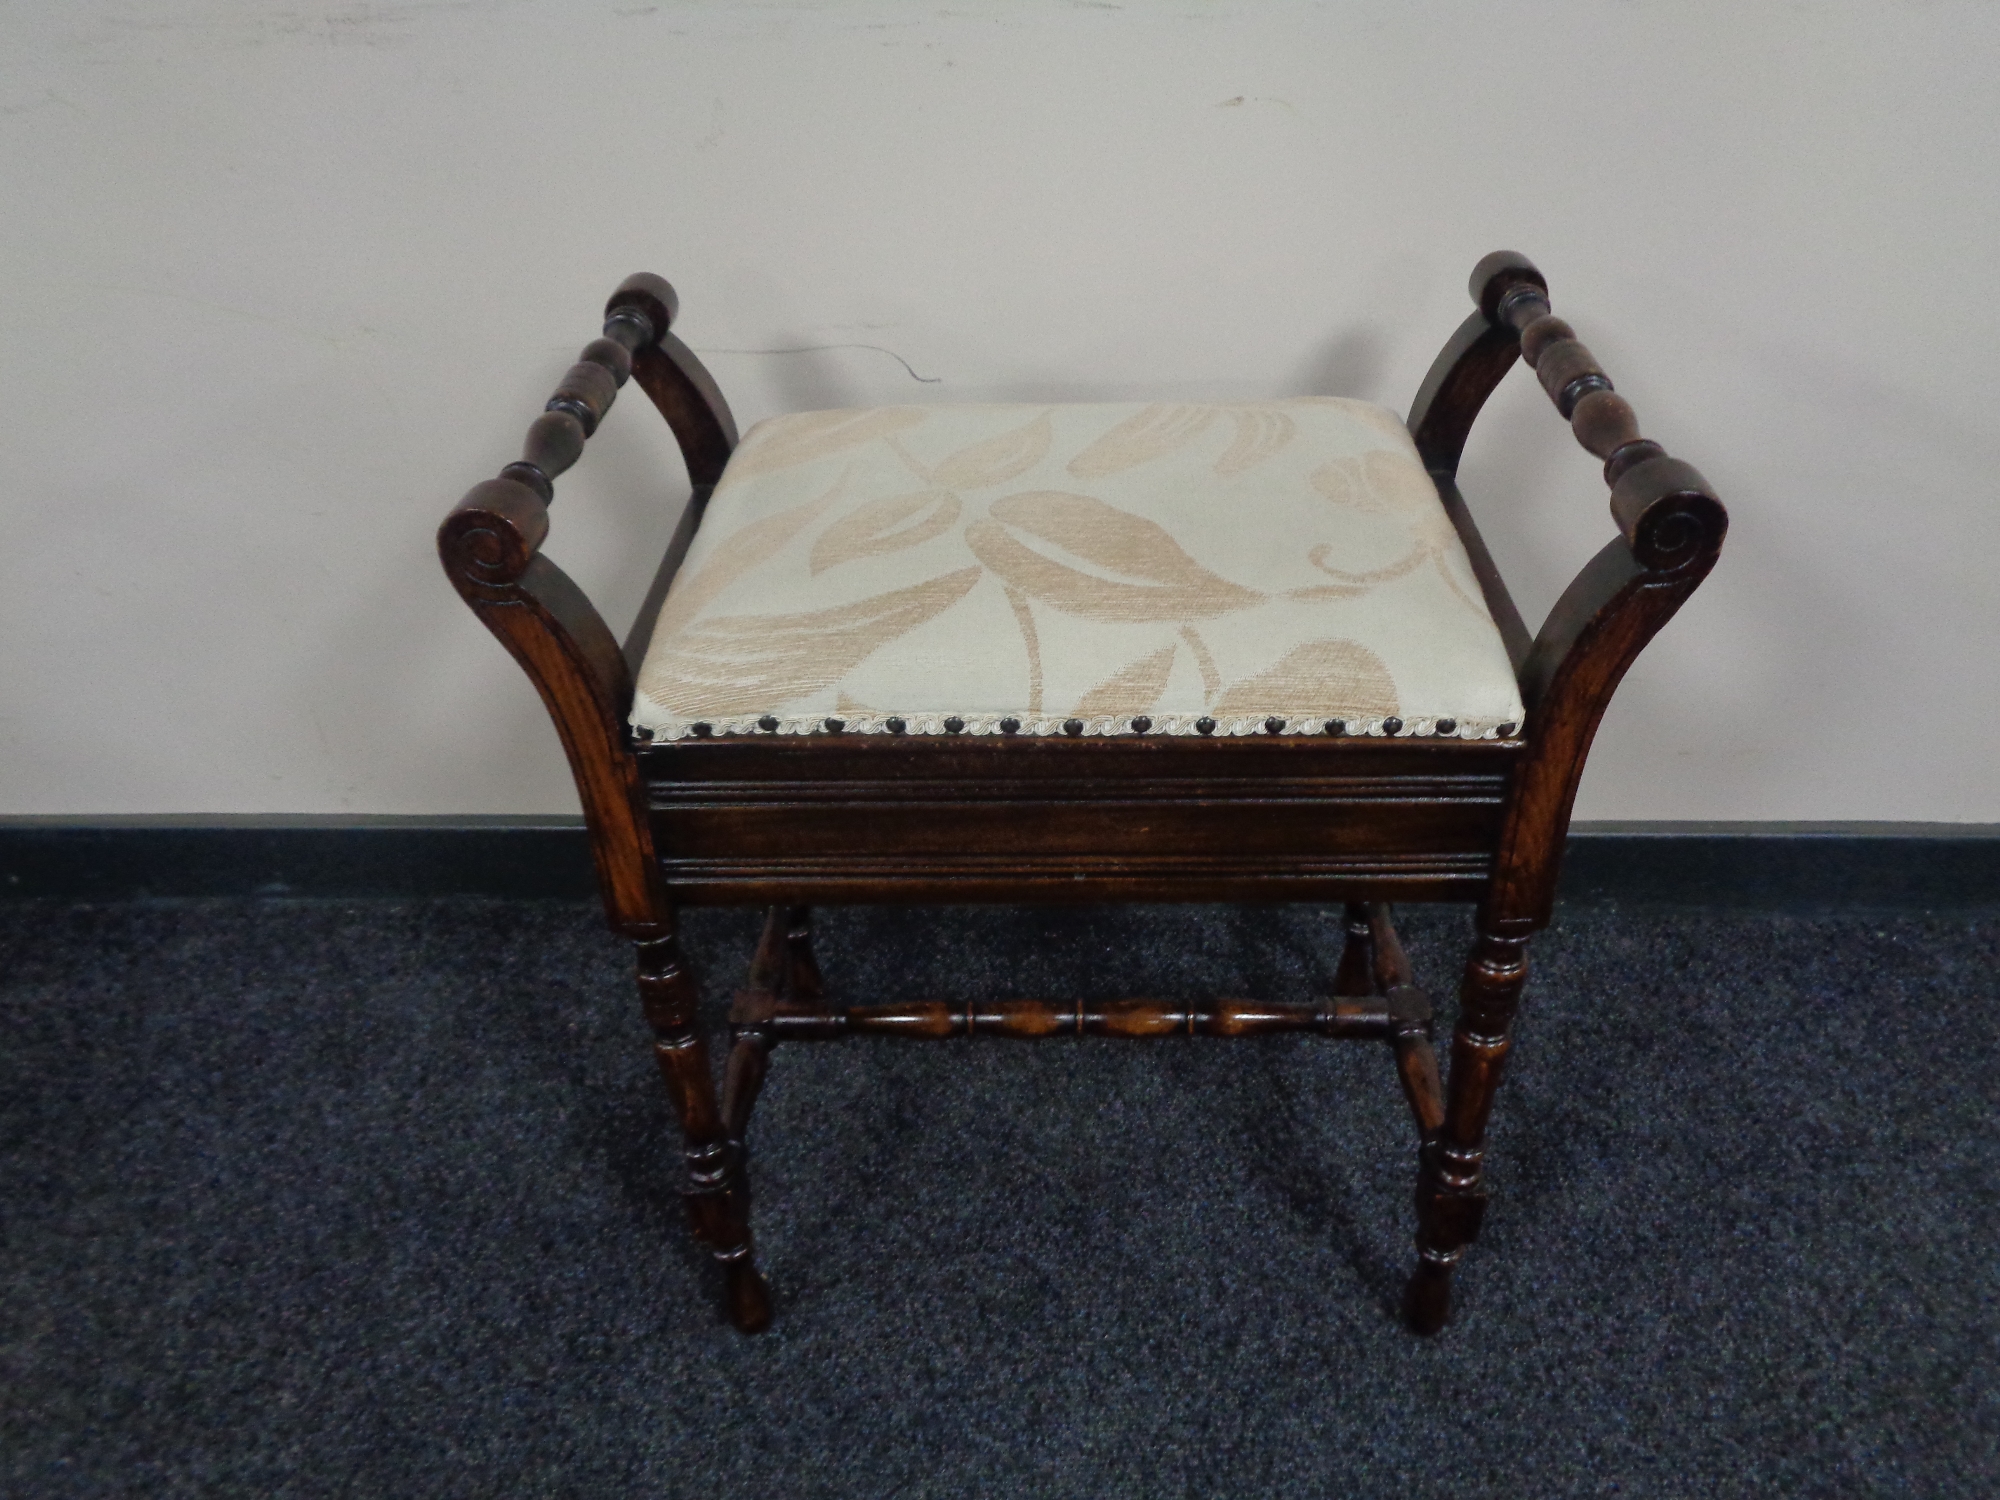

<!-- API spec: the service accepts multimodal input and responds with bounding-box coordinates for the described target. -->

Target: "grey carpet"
[2,898,1995,1497]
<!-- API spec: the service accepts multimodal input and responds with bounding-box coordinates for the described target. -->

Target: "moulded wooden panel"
[653,849,1498,906]
[652,794,1504,862]
[643,732,1515,904]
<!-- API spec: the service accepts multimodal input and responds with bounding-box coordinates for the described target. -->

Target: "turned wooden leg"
[1366,904,1447,1137]
[1333,901,1375,997]
[745,907,787,994]
[782,905,824,1001]
[635,929,772,1333]
[1405,923,1531,1335]
[719,996,775,1329]
[723,989,775,1144]
[747,904,823,1001]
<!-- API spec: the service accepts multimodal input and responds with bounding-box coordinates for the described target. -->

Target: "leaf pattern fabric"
[719,407,926,479]
[642,568,982,719]
[809,489,960,575]
[1215,408,1298,477]
[1074,644,1179,719]
[924,410,1054,490]
[632,400,1525,739]
[966,492,1262,622]
[1065,404,1217,479]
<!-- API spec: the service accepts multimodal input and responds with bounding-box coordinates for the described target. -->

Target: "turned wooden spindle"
[719,904,828,1319]
[604,270,679,347]
[745,906,790,996]
[1360,903,1445,1135]
[762,996,1404,1042]
[783,907,826,1002]
[1473,252,1638,479]
[1386,984,1446,1137]
[1367,901,1414,991]
[485,274,677,505]
[1468,251,1726,571]
[545,358,618,437]
[507,412,586,498]
[744,905,824,1005]
[1333,902,1376,997]
[723,986,775,1145]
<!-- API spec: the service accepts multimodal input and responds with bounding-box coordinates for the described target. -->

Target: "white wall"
[3,0,1995,820]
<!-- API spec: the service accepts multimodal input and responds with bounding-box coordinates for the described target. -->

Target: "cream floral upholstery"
[630,400,1526,740]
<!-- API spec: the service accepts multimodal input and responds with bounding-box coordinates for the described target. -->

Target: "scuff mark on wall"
[1215,94,1295,113]
[697,344,944,384]
[0,91,88,119]
[88,1,507,53]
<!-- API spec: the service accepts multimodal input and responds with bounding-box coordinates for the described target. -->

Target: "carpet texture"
[2,898,1995,1497]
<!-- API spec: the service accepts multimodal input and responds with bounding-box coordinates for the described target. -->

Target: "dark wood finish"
[722,985,774,1144]
[1404,256,1724,1330]
[1333,902,1375,997]
[1569,389,1639,461]
[605,271,680,346]
[762,995,1406,1041]
[1386,986,1445,1136]
[744,904,788,994]
[1355,902,1447,1136]
[1408,312,1521,479]
[439,255,1726,1339]
[740,904,824,1004]
[516,411,586,490]
[643,735,1515,905]
[1367,900,1414,989]
[436,279,756,1324]
[629,333,737,490]
[1406,928,1523,1334]
[781,905,825,1000]
[437,484,660,931]
[617,331,741,675]
[640,931,770,1332]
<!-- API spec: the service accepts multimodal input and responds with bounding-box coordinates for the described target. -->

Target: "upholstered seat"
[630,400,1525,742]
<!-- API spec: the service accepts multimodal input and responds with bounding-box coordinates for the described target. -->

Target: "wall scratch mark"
[696,344,943,384]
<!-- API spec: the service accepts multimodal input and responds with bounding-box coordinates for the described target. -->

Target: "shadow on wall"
[1289,326,1393,406]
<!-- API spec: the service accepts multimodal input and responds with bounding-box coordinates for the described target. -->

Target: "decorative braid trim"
[632,712,1523,742]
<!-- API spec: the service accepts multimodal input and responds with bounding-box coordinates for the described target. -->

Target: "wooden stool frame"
[439,252,1726,1334]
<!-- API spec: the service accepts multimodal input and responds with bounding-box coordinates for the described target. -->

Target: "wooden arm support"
[437,272,739,934]
[1439,254,1730,929]
[1409,254,1729,927]
[1469,252,1729,565]
[441,272,682,576]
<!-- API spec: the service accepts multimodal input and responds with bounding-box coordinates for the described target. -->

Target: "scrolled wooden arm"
[438,477,549,592]
[1609,455,1728,573]
[1464,258,1728,936]
[1408,253,1730,929]
[437,273,742,934]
